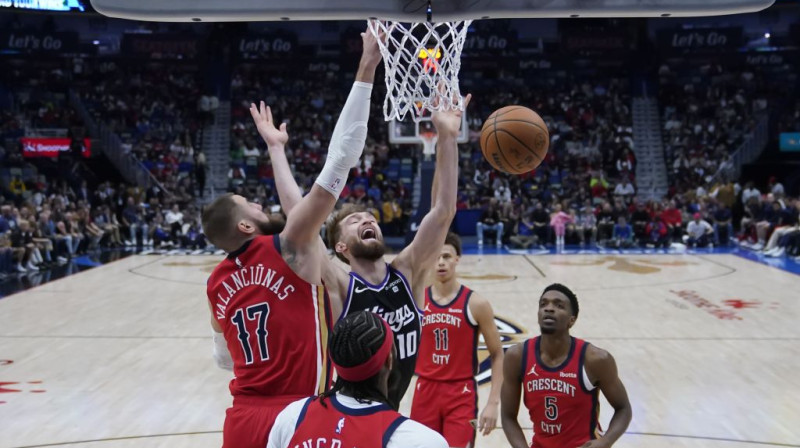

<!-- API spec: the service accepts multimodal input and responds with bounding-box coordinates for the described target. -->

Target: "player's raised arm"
[249,102,303,216]
[471,293,504,436]
[394,93,471,294]
[249,102,358,320]
[579,347,632,448]
[501,343,529,448]
[276,26,381,283]
[250,25,381,217]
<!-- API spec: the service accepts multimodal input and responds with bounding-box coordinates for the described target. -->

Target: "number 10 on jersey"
[395,331,417,359]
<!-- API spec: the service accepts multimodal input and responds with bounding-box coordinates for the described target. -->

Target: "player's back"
[416,285,479,381]
[521,336,602,448]
[288,396,405,448]
[207,234,331,398]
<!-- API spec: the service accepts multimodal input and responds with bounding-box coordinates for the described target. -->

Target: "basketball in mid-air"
[480,106,549,175]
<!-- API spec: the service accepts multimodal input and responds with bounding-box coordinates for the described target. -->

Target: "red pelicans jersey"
[416,285,479,381]
[207,235,331,398]
[288,396,406,448]
[521,337,602,448]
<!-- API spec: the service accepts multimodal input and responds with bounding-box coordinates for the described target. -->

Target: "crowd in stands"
[481,176,798,258]
[659,63,770,193]
[77,60,206,199]
[229,63,415,236]
[0,57,210,278]
[0,169,207,277]
[3,43,798,280]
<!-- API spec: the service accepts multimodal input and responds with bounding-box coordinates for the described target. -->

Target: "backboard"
[91,0,774,22]
[389,113,469,145]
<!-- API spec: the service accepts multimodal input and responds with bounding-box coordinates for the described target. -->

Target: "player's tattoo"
[279,235,300,271]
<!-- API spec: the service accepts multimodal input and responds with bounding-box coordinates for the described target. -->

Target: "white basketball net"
[368,19,472,122]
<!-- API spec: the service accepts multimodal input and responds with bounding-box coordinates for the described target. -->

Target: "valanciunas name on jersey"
[215,264,296,320]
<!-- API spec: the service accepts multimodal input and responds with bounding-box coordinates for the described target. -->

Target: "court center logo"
[550,256,696,274]
[476,316,529,385]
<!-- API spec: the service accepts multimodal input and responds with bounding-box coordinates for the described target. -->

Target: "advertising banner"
[21,137,91,158]
[236,32,297,59]
[0,31,79,53]
[121,34,202,58]
[561,30,628,53]
[657,27,742,52]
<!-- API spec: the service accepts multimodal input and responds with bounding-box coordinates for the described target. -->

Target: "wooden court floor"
[1,253,798,448]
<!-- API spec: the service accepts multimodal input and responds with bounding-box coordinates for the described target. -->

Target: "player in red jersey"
[203,27,382,448]
[268,310,448,448]
[501,284,632,448]
[411,232,504,447]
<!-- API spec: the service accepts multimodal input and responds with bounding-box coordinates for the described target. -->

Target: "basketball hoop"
[419,130,438,158]
[368,19,471,122]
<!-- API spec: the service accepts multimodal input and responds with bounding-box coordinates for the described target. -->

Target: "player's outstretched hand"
[361,20,384,68]
[431,92,471,140]
[477,403,498,436]
[250,101,288,149]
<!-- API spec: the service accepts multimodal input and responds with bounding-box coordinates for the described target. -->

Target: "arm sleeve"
[315,82,373,198]
[266,398,307,448]
[212,330,233,371]
[387,420,449,448]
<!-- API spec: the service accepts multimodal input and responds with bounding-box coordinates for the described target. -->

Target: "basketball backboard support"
[92,0,774,22]
[389,113,469,157]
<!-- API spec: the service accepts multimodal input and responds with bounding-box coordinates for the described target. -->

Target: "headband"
[332,317,394,382]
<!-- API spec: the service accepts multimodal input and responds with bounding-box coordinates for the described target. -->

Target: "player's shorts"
[410,376,477,448]
[223,395,303,448]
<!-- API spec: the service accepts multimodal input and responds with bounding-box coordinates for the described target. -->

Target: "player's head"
[435,232,462,283]
[322,311,396,408]
[327,204,386,264]
[538,283,579,335]
[201,193,285,252]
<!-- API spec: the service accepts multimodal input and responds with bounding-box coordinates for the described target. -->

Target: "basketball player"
[268,311,448,448]
[411,232,505,448]
[255,86,471,406]
[204,28,382,448]
[500,284,632,448]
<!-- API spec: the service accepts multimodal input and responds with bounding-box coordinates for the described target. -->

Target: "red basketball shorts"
[223,395,301,448]
[410,377,477,448]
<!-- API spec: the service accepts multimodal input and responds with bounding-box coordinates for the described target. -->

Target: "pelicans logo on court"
[476,316,528,385]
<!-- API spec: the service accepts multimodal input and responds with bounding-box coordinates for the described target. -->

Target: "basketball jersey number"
[432,328,449,351]
[231,302,271,365]
[396,331,417,360]
[544,396,559,421]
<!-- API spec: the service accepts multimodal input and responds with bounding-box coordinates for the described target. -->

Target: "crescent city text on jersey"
[421,312,463,328]
[526,378,576,397]
[214,263,296,320]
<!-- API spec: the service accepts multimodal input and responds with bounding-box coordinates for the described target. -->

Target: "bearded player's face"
[339,211,386,261]
[234,195,285,236]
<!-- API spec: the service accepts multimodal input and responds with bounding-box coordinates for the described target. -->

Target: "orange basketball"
[479,106,549,175]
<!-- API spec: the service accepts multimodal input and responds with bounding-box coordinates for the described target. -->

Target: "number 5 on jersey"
[231,302,270,365]
[545,396,558,420]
